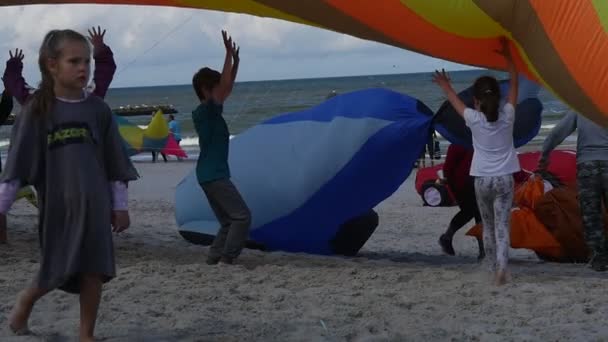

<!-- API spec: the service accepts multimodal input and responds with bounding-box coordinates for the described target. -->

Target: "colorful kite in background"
[115,110,187,158]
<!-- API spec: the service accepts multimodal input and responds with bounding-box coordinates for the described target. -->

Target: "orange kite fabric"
[0,1,607,126]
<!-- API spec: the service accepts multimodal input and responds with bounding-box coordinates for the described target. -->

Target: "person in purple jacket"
[3,26,116,104]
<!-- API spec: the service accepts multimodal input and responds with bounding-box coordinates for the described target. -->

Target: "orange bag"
[514,176,545,210]
[466,207,561,258]
[534,187,608,262]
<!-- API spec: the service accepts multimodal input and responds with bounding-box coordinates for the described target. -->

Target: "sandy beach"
[1,160,608,342]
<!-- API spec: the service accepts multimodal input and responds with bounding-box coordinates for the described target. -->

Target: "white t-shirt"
[464,103,521,177]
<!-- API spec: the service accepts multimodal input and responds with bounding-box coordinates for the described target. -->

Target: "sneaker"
[206,256,221,265]
[219,256,234,265]
[590,254,608,272]
[439,234,455,256]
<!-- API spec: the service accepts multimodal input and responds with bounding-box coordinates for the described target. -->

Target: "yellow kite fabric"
[3,0,608,126]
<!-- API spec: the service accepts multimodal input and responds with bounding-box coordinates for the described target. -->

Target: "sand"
[1,160,608,342]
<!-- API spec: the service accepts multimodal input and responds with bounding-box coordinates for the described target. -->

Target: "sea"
[0,69,574,160]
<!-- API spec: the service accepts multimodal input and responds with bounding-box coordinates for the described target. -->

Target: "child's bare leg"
[9,287,49,334]
[80,274,102,342]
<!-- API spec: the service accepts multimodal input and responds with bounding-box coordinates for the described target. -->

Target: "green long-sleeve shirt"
[192,101,231,183]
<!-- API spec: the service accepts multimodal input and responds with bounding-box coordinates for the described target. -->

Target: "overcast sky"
[0,4,475,88]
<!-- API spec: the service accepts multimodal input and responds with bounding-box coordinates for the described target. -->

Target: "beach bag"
[466,207,561,258]
[514,176,545,210]
[534,187,608,262]
[466,176,560,257]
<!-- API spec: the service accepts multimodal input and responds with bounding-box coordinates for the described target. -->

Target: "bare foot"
[80,335,96,342]
[8,291,33,335]
[495,270,508,286]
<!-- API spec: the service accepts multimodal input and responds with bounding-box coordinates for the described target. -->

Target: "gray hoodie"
[541,112,608,164]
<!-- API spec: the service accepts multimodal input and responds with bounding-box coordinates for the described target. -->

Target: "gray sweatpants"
[474,175,514,273]
[201,178,252,260]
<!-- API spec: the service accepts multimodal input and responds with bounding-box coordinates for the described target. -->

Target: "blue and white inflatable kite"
[434,75,543,148]
[175,88,434,255]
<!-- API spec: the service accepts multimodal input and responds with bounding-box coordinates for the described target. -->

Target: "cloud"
[0,4,473,88]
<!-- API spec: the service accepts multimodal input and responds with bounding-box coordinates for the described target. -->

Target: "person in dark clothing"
[0,88,12,244]
[438,143,484,259]
[0,88,14,172]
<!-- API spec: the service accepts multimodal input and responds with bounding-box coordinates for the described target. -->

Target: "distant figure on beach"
[168,114,183,161]
[415,131,440,168]
[326,90,338,100]
[433,37,519,286]
[191,30,251,265]
[539,112,608,271]
[168,114,181,145]
[438,143,483,259]
[0,28,138,341]
[150,111,168,163]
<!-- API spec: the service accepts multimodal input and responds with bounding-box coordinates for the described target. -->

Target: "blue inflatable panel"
[434,75,543,148]
[175,88,434,254]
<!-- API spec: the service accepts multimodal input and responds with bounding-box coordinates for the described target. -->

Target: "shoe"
[590,254,608,272]
[206,256,221,265]
[439,234,455,256]
[219,256,234,265]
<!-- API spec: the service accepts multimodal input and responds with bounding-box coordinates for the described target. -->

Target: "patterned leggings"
[474,175,514,272]
[577,161,608,258]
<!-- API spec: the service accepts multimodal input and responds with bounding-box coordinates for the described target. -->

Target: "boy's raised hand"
[231,42,240,63]
[88,26,107,52]
[222,30,233,51]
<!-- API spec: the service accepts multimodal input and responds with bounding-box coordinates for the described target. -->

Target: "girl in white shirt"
[432,38,520,286]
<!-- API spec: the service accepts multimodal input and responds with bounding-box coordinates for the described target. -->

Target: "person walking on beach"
[150,111,168,163]
[0,29,138,341]
[168,114,181,145]
[191,30,251,265]
[433,37,519,286]
[539,112,608,271]
[168,114,183,161]
[438,143,484,259]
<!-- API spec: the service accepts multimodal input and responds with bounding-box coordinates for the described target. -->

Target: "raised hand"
[8,48,24,61]
[231,41,240,63]
[222,30,233,51]
[432,69,452,92]
[495,36,513,61]
[87,26,107,51]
